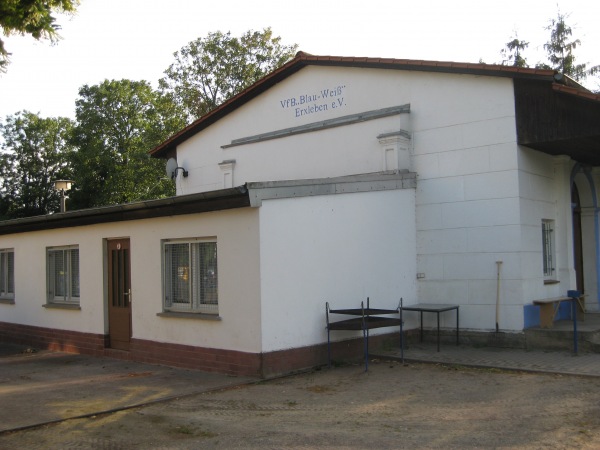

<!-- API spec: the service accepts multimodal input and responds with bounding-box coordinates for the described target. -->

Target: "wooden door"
[107,239,132,350]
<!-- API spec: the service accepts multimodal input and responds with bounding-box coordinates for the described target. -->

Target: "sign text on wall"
[279,85,347,118]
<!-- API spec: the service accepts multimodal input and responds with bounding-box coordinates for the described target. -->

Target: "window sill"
[544,279,560,285]
[157,311,221,321]
[43,303,81,310]
[0,298,15,305]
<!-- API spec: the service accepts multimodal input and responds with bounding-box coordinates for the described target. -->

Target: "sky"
[0,0,599,120]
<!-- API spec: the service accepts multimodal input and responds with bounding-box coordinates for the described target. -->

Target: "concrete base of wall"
[0,321,107,355]
[402,314,600,353]
[0,321,399,378]
[9,318,596,376]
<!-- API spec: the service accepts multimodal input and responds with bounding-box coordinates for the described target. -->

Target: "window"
[0,249,14,300]
[542,220,555,278]
[163,239,218,314]
[47,246,80,304]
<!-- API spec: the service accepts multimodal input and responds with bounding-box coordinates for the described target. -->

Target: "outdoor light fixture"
[54,180,74,213]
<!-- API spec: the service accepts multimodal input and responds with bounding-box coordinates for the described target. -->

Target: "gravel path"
[2,359,600,449]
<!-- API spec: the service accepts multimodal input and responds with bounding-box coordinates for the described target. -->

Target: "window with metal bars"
[47,246,80,303]
[0,249,14,299]
[163,239,218,314]
[542,219,555,278]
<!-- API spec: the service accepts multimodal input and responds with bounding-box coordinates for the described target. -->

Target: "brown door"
[107,239,132,350]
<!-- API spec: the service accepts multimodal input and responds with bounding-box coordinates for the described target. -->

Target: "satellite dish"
[166,157,188,179]
[166,158,178,179]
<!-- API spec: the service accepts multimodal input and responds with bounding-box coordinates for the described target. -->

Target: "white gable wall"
[174,67,516,195]
[173,65,558,332]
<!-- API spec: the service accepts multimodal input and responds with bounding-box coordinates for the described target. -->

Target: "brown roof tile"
[552,83,600,102]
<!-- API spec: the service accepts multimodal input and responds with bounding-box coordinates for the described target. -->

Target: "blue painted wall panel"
[523,304,540,328]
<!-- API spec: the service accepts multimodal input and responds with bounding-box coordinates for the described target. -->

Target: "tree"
[0,111,74,218]
[497,11,599,90]
[68,79,179,209]
[537,11,599,81]
[159,28,298,123]
[500,35,529,68]
[0,0,79,72]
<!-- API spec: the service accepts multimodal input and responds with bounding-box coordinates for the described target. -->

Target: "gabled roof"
[149,52,560,158]
[150,52,600,165]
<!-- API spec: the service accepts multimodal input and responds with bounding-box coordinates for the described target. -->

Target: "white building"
[1,53,599,377]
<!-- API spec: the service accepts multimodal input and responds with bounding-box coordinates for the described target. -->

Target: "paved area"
[373,342,600,377]
[3,339,600,436]
[0,344,257,434]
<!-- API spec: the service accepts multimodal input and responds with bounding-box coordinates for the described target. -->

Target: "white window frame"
[162,238,218,314]
[542,219,556,279]
[0,249,14,300]
[47,245,80,304]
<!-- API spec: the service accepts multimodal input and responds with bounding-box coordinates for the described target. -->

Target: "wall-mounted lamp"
[54,180,74,213]
[166,157,188,180]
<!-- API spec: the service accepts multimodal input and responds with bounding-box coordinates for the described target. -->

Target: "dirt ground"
[2,359,600,449]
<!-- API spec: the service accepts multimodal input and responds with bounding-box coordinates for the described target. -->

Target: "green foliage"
[500,36,529,68]
[0,27,298,217]
[498,10,599,88]
[0,0,79,72]
[0,111,74,218]
[539,11,599,81]
[159,28,298,123]
[68,79,179,209]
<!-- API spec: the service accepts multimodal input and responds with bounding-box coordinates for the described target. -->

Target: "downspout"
[495,261,502,333]
[595,208,600,309]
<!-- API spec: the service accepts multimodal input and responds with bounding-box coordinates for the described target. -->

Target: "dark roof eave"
[149,52,559,158]
[0,187,251,236]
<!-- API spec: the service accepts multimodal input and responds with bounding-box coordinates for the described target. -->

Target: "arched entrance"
[571,164,599,311]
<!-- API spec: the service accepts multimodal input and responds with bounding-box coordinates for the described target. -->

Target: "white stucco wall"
[517,150,575,302]
[257,189,416,352]
[1,227,108,334]
[409,73,529,331]
[0,208,263,353]
[173,64,560,332]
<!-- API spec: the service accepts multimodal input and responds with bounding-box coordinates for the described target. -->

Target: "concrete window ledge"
[43,303,81,311]
[157,311,222,321]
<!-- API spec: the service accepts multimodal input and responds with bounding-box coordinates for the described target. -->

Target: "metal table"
[401,303,459,351]
[326,299,404,371]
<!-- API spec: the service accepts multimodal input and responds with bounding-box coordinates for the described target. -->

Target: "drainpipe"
[496,261,503,333]
[595,207,600,310]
